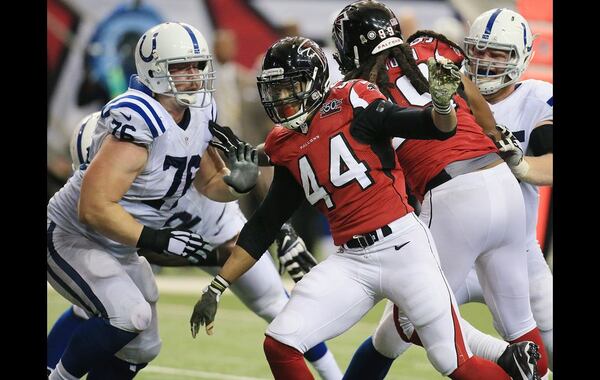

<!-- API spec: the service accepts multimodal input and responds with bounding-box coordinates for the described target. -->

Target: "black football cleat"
[497,341,541,380]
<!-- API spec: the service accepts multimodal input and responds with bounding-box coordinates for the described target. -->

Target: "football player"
[47,111,343,379]
[190,34,523,379]
[335,2,546,379]
[458,7,554,373]
[46,22,259,380]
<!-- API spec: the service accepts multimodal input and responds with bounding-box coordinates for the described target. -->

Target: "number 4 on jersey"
[299,133,373,210]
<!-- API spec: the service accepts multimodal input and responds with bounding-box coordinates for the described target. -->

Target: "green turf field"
[47,270,551,380]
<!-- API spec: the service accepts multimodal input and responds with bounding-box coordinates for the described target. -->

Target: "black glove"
[208,120,246,154]
[137,226,213,264]
[223,141,259,193]
[208,121,259,194]
[275,223,318,282]
[190,275,229,337]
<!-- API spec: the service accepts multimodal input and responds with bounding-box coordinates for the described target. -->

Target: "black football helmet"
[257,36,329,130]
[332,0,403,74]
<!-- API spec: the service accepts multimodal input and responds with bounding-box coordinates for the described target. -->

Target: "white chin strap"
[175,93,198,107]
[282,111,308,130]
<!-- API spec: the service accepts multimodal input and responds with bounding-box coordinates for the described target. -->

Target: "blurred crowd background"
[47,0,552,262]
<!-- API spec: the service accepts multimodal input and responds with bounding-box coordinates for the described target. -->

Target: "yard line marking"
[144,365,270,380]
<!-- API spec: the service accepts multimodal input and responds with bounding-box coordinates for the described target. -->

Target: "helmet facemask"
[464,39,525,95]
[155,56,215,108]
[258,67,323,130]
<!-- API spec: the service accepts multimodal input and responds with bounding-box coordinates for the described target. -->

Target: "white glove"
[495,124,530,178]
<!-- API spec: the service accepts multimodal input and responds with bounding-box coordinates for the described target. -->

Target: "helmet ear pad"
[332,0,404,74]
[258,37,329,130]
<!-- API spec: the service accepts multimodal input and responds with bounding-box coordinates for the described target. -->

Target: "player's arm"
[521,122,553,186]
[351,100,457,142]
[139,235,236,267]
[190,165,305,336]
[459,73,500,140]
[78,135,147,246]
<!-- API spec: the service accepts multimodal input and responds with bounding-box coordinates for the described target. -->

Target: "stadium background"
[47,0,553,378]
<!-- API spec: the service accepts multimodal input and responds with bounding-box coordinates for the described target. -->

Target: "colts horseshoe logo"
[139,32,159,62]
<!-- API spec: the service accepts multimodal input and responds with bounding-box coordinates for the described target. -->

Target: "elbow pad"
[529,124,553,156]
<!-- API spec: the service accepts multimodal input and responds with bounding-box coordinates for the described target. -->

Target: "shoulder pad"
[410,36,464,65]
[528,79,553,107]
[263,126,289,165]
[100,91,170,144]
[349,80,386,109]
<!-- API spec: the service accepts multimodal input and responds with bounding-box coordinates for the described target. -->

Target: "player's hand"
[427,57,461,115]
[190,275,229,337]
[208,120,246,153]
[275,223,318,283]
[223,141,259,193]
[494,125,530,179]
[138,227,213,264]
[494,124,524,167]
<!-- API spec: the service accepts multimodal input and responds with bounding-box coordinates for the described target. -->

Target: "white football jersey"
[489,79,553,242]
[163,186,247,247]
[48,77,216,256]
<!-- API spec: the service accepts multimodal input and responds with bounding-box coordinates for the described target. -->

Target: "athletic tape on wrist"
[208,275,230,295]
[511,159,530,179]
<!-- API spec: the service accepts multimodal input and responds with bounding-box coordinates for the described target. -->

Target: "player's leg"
[87,255,161,379]
[47,223,152,379]
[198,198,343,380]
[526,242,553,372]
[453,268,485,305]
[474,166,547,376]
[379,214,510,379]
[263,252,381,380]
[47,305,89,373]
[221,253,342,379]
[344,301,410,380]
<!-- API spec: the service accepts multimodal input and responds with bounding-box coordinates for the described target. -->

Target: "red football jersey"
[387,37,497,202]
[264,80,413,245]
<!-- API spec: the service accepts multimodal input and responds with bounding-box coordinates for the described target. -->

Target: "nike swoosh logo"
[513,353,529,379]
[119,112,132,121]
[394,241,410,251]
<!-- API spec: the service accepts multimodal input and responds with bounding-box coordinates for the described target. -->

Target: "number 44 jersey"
[264,79,414,246]
[47,77,215,256]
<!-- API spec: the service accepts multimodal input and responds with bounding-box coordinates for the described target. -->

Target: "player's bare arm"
[520,121,553,186]
[460,73,500,140]
[521,153,552,186]
[495,121,553,185]
[78,135,148,246]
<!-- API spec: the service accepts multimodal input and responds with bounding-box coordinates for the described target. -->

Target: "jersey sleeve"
[100,96,169,146]
[348,80,387,110]
[209,98,218,123]
[263,127,286,165]
[532,80,553,123]
[411,36,464,66]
